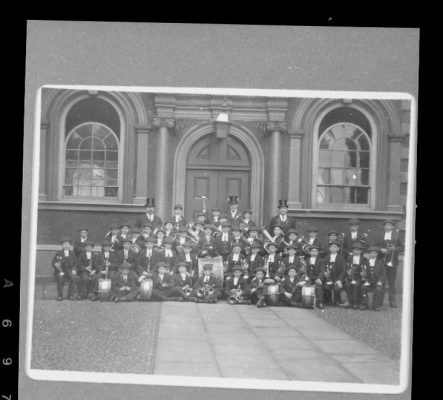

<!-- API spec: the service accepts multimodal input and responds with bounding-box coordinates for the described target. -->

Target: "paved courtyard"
[31,299,400,384]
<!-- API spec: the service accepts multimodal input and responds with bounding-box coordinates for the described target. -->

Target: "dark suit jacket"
[193,274,222,292]
[226,210,242,226]
[342,230,366,257]
[73,238,89,257]
[262,253,283,279]
[175,252,199,276]
[76,251,100,273]
[156,249,177,270]
[173,273,194,288]
[267,215,296,234]
[226,253,246,273]
[279,276,304,294]
[323,253,346,282]
[170,215,187,229]
[196,236,218,258]
[152,273,175,290]
[52,250,77,275]
[214,233,234,257]
[375,232,404,267]
[96,251,118,273]
[301,237,327,257]
[135,214,163,230]
[115,249,138,270]
[246,254,264,272]
[111,270,139,293]
[345,255,369,282]
[304,256,325,281]
[365,259,387,284]
[137,248,160,275]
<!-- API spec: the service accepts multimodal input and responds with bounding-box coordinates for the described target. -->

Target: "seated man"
[245,267,267,307]
[150,262,183,301]
[279,265,306,307]
[193,263,222,303]
[304,244,325,309]
[76,241,100,299]
[173,261,195,301]
[224,265,249,304]
[111,262,139,303]
[344,241,367,309]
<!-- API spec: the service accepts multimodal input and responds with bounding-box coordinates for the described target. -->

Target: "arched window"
[315,107,374,207]
[64,122,119,198]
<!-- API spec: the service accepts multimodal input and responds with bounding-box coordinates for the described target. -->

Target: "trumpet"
[185,233,199,245]
[361,265,370,286]
[347,263,356,285]
[297,234,311,254]
[129,242,141,253]
[196,284,215,299]
[324,264,333,285]
[228,288,245,304]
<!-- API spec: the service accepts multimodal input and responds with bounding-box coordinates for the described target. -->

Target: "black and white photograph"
[25,85,415,393]
[18,21,419,400]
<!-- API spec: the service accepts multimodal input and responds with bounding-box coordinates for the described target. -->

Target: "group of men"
[51,197,404,310]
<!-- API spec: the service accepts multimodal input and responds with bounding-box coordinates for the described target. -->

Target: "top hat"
[145,198,156,208]
[60,237,72,244]
[228,195,239,205]
[348,218,360,225]
[277,199,289,208]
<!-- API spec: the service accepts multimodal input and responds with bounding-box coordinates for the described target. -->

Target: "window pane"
[93,151,105,162]
[318,168,330,184]
[80,137,93,150]
[330,186,344,203]
[319,150,331,166]
[360,151,370,168]
[63,186,73,196]
[92,124,107,140]
[355,187,369,204]
[65,159,78,168]
[105,187,118,197]
[66,130,82,148]
[358,135,370,150]
[320,133,333,149]
[107,151,118,161]
[66,150,78,160]
[105,169,118,180]
[76,125,92,139]
[104,134,118,150]
[345,151,357,167]
[361,169,370,185]
[65,168,76,184]
[92,137,105,150]
[331,151,345,167]
[105,160,118,168]
[317,187,327,204]
[330,169,344,185]
[79,150,92,161]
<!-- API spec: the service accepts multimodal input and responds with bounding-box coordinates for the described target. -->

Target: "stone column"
[387,132,403,212]
[39,122,49,200]
[153,117,175,219]
[287,129,304,209]
[266,121,287,219]
[133,125,151,204]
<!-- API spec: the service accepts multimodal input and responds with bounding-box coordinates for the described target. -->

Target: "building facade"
[36,89,411,279]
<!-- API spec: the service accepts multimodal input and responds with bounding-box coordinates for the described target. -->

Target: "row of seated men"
[52,232,391,310]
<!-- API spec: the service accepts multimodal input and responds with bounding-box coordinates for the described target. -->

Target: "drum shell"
[98,279,112,301]
[267,283,280,306]
[301,285,316,308]
[140,279,153,300]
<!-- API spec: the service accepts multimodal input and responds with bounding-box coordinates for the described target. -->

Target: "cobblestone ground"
[313,295,403,360]
[31,300,161,373]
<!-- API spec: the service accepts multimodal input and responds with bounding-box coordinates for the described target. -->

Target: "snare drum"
[301,285,316,309]
[267,283,280,306]
[139,279,153,300]
[98,279,112,301]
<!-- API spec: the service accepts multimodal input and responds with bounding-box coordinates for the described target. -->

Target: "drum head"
[98,279,112,301]
[140,279,153,300]
[301,285,316,308]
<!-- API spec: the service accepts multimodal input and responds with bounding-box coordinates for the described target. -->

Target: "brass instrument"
[228,287,246,304]
[361,265,370,286]
[129,242,141,253]
[261,227,274,243]
[211,224,223,238]
[297,234,311,254]
[196,284,215,299]
[182,284,193,297]
[347,262,356,285]
[241,258,249,278]
[185,233,200,244]
[324,263,333,285]
[386,229,400,267]
[264,256,270,278]
[54,255,64,275]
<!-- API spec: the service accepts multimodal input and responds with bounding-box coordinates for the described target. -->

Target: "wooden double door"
[185,134,251,220]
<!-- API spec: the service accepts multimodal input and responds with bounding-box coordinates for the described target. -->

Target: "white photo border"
[25,85,417,394]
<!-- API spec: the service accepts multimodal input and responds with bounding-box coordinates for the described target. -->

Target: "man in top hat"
[172,204,187,229]
[196,224,218,258]
[150,262,183,301]
[76,241,100,299]
[105,223,121,252]
[214,221,234,261]
[267,200,296,234]
[224,264,249,304]
[344,241,368,309]
[111,262,140,303]
[52,237,80,300]
[375,219,404,308]
[322,240,350,308]
[73,227,89,257]
[193,263,222,303]
[360,246,386,311]
[342,218,368,258]
[137,237,160,277]
[115,237,138,272]
[135,198,163,231]
[304,244,325,309]
[226,195,242,225]
[279,264,306,307]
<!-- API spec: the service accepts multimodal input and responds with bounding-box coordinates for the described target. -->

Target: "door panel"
[218,171,250,213]
[185,170,219,220]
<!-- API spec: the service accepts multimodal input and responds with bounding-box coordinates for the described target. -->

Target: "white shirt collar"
[250,254,256,261]
[330,253,337,262]
[268,254,275,262]
[352,255,360,264]
[233,254,239,261]
[309,256,316,264]
[384,231,392,240]
[185,253,191,261]
[351,232,357,239]
[369,258,376,266]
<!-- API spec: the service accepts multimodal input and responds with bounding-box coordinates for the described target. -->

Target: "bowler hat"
[120,223,131,229]
[156,261,169,269]
[60,237,72,244]
[285,265,297,273]
[273,224,284,230]
[78,227,89,232]
[254,267,266,274]
[121,238,132,244]
[368,246,381,253]
[242,209,252,215]
[176,261,187,269]
[351,242,365,250]
[231,265,243,272]
[328,231,339,237]
[287,243,298,250]
[204,224,214,230]
[348,218,360,225]
[328,240,341,247]
[383,219,395,226]
[173,204,183,210]
[232,242,243,249]
[119,262,131,270]
[287,228,298,235]
[182,241,194,248]
[309,244,321,251]
[250,242,262,249]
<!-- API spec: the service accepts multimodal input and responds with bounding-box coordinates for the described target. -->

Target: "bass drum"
[139,279,153,300]
[301,285,316,309]
[267,283,280,306]
[98,279,112,301]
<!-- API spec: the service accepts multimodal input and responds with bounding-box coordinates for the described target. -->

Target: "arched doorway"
[185,134,251,219]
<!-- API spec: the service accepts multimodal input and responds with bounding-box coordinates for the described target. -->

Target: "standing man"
[342,218,368,258]
[226,196,242,225]
[73,227,89,257]
[267,200,296,234]
[376,220,404,308]
[172,204,187,230]
[135,198,163,230]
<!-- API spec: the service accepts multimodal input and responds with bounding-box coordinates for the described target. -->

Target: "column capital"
[265,121,288,133]
[288,129,305,138]
[388,132,404,142]
[153,117,175,129]
[134,125,151,134]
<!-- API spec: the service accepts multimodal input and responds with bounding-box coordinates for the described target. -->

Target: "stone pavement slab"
[153,302,401,384]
